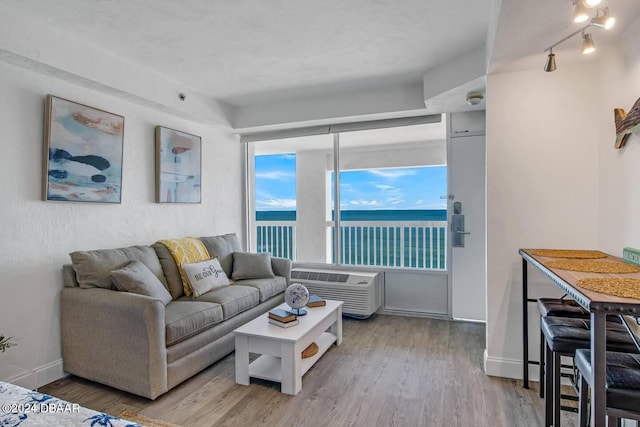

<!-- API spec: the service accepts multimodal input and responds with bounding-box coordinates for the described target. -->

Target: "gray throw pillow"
[111,260,173,305]
[231,252,275,281]
[70,245,168,289]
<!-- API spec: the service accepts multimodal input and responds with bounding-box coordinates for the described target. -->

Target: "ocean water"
[256,209,447,222]
[256,209,447,269]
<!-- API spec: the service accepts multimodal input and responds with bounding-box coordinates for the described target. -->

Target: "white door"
[449,134,486,321]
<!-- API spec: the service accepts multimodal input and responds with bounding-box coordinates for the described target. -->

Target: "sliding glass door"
[335,125,447,269]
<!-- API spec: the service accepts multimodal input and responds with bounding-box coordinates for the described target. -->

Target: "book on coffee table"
[269,318,299,328]
[307,294,326,307]
[268,308,296,323]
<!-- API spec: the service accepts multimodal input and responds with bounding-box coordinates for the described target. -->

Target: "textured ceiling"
[3,0,492,106]
[3,0,639,112]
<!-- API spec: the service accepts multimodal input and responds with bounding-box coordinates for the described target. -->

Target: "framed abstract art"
[155,126,202,203]
[43,95,124,203]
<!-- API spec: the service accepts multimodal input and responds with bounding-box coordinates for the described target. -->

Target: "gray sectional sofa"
[60,233,289,399]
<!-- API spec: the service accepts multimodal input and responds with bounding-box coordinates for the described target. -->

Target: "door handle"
[454,231,471,235]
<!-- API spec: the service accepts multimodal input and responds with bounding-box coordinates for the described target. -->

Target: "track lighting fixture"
[581,32,596,54]
[543,1,614,72]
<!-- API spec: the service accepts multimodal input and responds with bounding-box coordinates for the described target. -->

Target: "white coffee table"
[234,299,343,395]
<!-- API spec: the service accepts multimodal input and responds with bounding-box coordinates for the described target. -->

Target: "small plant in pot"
[0,335,16,353]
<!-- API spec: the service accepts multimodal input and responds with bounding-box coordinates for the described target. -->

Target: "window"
[332,166,447,269]
[248,119,447,270]
[254,153,296,259]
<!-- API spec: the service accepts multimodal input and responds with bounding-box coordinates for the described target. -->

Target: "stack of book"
[268,308,298,328]
[307,294,326,307]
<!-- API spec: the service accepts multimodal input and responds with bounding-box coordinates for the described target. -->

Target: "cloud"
[256,198,297,209]
[387,196,405,205]
[255,171,294,180]
[369,169,416,179]
[374,184,396,191]
[415,199,424,205]
[348,199,380,206]
[340,183,354,192]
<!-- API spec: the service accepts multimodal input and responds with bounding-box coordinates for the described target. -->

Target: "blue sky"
[255,153,446,211]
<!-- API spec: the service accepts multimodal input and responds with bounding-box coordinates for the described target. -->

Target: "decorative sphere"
[284,283,310,310]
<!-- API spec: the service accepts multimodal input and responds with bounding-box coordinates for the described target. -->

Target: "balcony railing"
[256,221,297,260]
[257,220,447,270]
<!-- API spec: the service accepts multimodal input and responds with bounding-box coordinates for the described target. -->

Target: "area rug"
[119,410,182,427]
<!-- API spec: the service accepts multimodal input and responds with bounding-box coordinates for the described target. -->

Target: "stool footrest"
[560,394,578,401]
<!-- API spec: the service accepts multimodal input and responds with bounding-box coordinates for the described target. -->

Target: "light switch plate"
[622,247,640,267]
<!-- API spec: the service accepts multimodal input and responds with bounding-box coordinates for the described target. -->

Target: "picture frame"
[43,95,124,203]
[155,126,202,203]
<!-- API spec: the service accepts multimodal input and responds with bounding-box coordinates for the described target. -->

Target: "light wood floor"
[41,315,578,427]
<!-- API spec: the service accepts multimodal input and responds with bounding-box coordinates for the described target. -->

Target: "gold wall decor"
[614,96,640,149]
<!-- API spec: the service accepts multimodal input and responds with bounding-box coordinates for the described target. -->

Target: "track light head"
[544,51,557,72]
[591,7,615,30]
[582,33,596,54]
[573,0,589,23]
[584,0,601,7]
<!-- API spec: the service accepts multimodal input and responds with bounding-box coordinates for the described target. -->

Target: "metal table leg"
[522,257,529,388]
[590,312,606,427]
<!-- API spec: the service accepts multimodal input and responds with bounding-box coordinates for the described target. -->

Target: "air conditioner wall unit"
[290,268,381,318]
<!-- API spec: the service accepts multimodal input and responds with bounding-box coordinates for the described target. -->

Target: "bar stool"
[537,298,589,398]
[540,316,639,427]
[575,349,640,427]
[536,298,622,398]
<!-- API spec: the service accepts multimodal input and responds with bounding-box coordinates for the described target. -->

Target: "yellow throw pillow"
[158,238,210,296]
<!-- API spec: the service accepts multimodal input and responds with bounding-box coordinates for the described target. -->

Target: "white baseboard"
[483,350,545,383]
[484,351,581,389]
[4,359,66,389]
[484,350,526,380]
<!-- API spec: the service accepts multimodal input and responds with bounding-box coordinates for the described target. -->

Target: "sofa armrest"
[271,257,292,285]
[61,287,167,399]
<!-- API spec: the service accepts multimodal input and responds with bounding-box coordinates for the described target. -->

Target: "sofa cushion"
[235,276,287,302]
[164,301,223,347]
[231,252,275,281]
[152,242,184,300]
[182,258,230,298]
[181,285,259,320]
[70,245,168,290]
[111,260,173,305]
[199,234,242,276]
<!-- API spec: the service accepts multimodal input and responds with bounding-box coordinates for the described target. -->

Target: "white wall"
[485,16,640,380]
[597,17,640,253]
[0,61,243,388]
[485,62,601,378]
